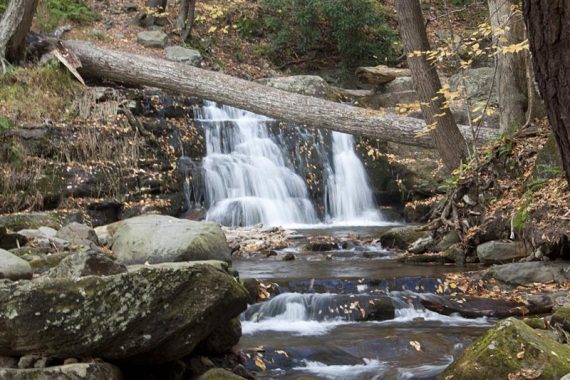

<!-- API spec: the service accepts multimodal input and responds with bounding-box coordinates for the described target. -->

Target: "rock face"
[443,318,570,380]
[136,31,168,48]
[0,262,248,363]
[260,75,331,99]
[0,363,123,380]
[476,240,527,265]
[106,215,231,265]
[47,250,127,278]
[449,67,497,106]
[355,65,411,87]
[488,262,570,285]
[56,223,99,247]
[165,46,202,66]
[0,249,32,281]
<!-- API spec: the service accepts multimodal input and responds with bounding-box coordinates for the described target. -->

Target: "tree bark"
[0,0,39,63]
[139,0,168,27]
[395,0,469,169]
[488,0,529,131]
[524,0,570,185]
[63,40,497,150]
[178,0,196,41]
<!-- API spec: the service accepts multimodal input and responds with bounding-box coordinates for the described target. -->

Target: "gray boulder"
[379,226,430,250]
[0,363,122,380]
[137,31,167,48]
[488,262,570,285]
[0,249,32,281]
[56,223,99,247]
[47,250,127,278]
[355,65,411,87]
[377,77,414,93]
[165,46,202,66]
[108,215,231,265]
[476,240,527,265]
[260,75,331,99]
[0,262,248,362]
[449,67,497,106]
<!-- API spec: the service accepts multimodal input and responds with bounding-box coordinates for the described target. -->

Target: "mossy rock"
[379,226,430,250]
[442,318,570,380]
[551,307,570,334]
[198,368,246,380]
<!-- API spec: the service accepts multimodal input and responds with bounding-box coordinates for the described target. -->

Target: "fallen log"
[64,40,498,149]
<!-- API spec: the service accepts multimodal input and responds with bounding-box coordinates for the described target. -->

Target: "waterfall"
[193,101,383,227]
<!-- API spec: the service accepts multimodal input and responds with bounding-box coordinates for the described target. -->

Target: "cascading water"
[194,101,383,227]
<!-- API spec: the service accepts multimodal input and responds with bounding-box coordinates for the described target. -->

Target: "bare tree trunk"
[0,0,39,63]
[395,0,469,169]
[524,0,570,185]
[176,0,189,30]
[64,40,497,150]
[488,0,529,131]
[180,0,196,41]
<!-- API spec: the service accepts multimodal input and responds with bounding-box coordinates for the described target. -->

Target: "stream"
[234,227,492,380]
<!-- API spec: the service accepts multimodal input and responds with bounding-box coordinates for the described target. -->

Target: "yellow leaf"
[208,26,218,33]
[255,356,266,371]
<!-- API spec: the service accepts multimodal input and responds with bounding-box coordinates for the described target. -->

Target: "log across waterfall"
[63,40,498,149]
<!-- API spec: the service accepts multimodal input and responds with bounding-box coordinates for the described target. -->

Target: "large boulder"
[449,67,498,106]
[165,46,202,67]
[259,75,331,99]
[0,363,122,380]
[47,250,127,278]
[0,262,248,363]
[443,318,570,380]
[104,215,231,265]
[0,249,32,281]
[476,240,527,265]
[488,262,570,286]
[355,65,411,87]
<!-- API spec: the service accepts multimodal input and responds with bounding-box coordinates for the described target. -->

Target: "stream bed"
[234,227,492,380]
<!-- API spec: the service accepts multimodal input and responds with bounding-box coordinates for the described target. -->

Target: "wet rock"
[137,30,167,48]
[379,226,430,250]
[443,243,465,265]
[240,278,259,304]
[282,253,296,261]
[47,250,127,278]
[198,368,247,380]
[0,363,123,380]
[165,46,202,66]
[443,318,570,380]
[305,241,337,252]
[56,223,99,247]
[201,318,241,354]
[355,65,411,87]
[259,75,331,99]
[0,262,248,363]
[0,249,32,281]
[106,215,231,265]
[408,236,434,254]
[488,262,570,285]
[476,240,527,265]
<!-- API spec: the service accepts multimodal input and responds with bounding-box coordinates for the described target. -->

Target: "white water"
[194,102,384,227]
[293,359,387,380]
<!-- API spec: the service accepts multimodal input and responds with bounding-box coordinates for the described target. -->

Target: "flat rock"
[0,363,122,380]
[107,215,231,265]
[259,75,331,99]
[0,249,32,281]
[0,262,248,362]
[165,46,202,66]
[355,65,411,87]
[443,318,570,379]
[47,250,127,278]
[488,262,570,285]
[137,30,167,48]
[476,240,527,265]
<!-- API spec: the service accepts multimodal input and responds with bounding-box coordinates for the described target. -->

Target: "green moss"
[442,318,570,380]
[36,0,99,32]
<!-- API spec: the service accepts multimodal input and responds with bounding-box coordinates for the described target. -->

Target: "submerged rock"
[104,215,231,265]
[0,262,248,363]
[0,249,32,281]
[476,240,527,265]
[0,363,123,380]
[443,318,570,379]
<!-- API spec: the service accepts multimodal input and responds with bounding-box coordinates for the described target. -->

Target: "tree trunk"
[395,0,469,169]
[524,0,570,185]
[63,40,497,150]
[0,0,39,63]
[488,0,529,131]
[177,0,196,41]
